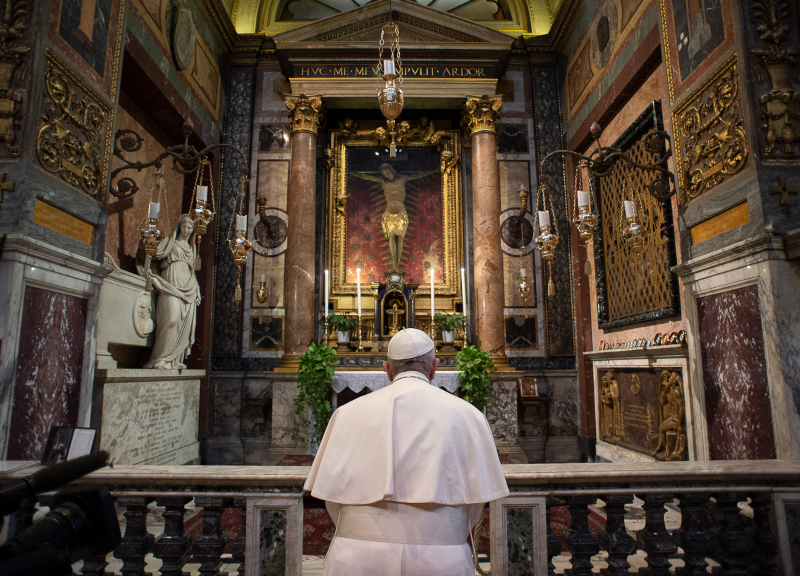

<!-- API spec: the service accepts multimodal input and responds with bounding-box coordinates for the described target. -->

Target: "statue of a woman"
[140,214,201,369]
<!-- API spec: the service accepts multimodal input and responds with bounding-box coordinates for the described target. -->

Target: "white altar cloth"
[332,371,460,394]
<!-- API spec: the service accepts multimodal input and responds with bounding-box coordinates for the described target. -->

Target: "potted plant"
[434,312,464,343]
[327,312,356,343]
[455,345,496,412]
[293,342,338,450]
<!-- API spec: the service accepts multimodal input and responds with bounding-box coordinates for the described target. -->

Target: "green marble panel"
[506,507,535,576]
[260,509,287,576]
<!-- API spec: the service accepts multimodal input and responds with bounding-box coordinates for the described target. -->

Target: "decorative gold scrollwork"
[284,93,324,135]
[672,57,748,204]
[461,94,503,136]
[36,50,113,203]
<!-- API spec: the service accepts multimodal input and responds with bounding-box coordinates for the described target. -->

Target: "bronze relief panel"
[597,368,688,461]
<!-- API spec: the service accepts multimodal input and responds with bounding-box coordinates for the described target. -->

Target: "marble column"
[278,95,323,371]
[463,95,510,369]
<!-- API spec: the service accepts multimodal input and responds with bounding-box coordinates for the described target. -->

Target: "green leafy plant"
[456,345,496,412]
[327,312,356,332]
[293,342,338,447]
[434,312,464,332]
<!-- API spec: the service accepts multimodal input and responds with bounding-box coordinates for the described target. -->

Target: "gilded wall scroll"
[597,368,688,461]
[672,56,748,204]
[36,50,114,204]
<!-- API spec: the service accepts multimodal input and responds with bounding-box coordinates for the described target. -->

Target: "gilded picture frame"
[326,129,464,301]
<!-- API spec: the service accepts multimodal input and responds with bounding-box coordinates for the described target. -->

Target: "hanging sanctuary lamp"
[189,158,216,271]
[228,175,253,301]
[376,7,403,158]
[141,167,166,292]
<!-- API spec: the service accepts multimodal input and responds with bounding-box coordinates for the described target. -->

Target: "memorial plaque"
[99,375,200,465]
[596,368,688,461]
[33,199,95,245]
[690,202,749,244]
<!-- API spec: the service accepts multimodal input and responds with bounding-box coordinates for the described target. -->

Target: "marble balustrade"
[2,461,799,575]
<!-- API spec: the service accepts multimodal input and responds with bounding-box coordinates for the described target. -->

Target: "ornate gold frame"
[326,129,463,304]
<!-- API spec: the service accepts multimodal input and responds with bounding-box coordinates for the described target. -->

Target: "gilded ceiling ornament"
[462,95,503,136]
[36,50,113,203]
[0,0,31,156]
[672,56,748,204]
[749,0,800,156]
[284,93,324,134]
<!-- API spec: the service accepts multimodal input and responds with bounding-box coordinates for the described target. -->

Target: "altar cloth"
[332,370,460,394]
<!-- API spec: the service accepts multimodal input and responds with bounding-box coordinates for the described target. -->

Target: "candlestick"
[236,214,247,231]
[578,191,589,207]
[197,185,208,202]
[384,59,395,75]
[356,268,361,317]
[324,269,329,317]
[430,268,435,338]
[148,202,160,219]
[624,200,637,218]
[520,268,527,278]
[537,210,550,227]
[460,267,467,325]
[261,274,266,283]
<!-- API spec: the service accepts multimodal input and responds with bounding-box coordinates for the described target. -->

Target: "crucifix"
[770,175,797,206]
[387,302,405,335]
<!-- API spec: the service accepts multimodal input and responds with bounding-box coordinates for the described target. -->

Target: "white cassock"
[304,370,509,576]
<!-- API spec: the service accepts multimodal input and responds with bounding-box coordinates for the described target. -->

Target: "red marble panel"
[697,285,776,460]
[8,287,88,461]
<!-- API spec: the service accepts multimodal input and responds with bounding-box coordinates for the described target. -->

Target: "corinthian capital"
[461,94,503,136]
[285,94,324,135]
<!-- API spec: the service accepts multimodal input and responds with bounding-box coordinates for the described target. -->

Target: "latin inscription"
[690,202,749,245]
[297,65,492,78]
[33,199,95,245]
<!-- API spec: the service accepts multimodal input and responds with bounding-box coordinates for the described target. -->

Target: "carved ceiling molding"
[672,56,749,205]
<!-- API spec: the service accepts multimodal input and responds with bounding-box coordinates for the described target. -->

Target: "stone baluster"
[598,494,635,576]
[747,492,779,573]
[711,493,753,576]
[153,497,192,576]
[279,94,324,371]
[115,496,155,576]
[231,498,247,576]
[565,495,600,576]
[193,497,231,576]
[80,554,113,576]
[673,492,714,576]
[636,494,677,576]
[461,94,510,370]
[545,496,564,576]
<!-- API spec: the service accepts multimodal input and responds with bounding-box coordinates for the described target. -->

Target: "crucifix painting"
[344,147,443,283]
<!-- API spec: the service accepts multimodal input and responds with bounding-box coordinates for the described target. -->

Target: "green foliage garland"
[456,345,496,412]
[434,312,464,332]
[293,342,338,446]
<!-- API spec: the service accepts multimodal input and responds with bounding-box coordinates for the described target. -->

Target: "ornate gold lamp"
[190,158,215,270]
[256,274,268,304]
[376,22,403,157]
[572,163,599,275]
[228,176,252,301]
[141,168,165,292]
[534,183,560,296]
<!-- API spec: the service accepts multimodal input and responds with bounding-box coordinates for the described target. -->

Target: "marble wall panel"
[697,285,776,459]
[212,65,255,358]
[487,380,518,444]
[259,509,287,575]
[214,377,243,438]
[7,287,87,460]
[785,502,800,575]
[271,380,303,450]
[532,65,574,357]
[506,507,535,575]
[242,378,272,440]
[548,376,580,437]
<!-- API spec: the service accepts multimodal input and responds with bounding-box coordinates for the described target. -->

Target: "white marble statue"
[140,214,201,369]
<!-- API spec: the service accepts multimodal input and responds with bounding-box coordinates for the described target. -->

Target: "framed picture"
[41,426,97,464]
[519,377,538,397]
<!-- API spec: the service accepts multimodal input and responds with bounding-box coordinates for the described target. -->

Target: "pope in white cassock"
[304,328,509,575]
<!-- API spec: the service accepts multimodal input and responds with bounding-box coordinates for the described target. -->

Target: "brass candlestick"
[357,316,365,352]
[256,280,268,304]
[141,216,164,292]
[519,277,531,318]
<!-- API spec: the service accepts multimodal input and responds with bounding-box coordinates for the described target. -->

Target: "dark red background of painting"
[344,148,443,284]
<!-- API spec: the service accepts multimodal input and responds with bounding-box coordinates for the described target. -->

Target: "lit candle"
[624,200,637,218]
[197,185,208,202]
[261,273,266,283]
[520,268,527,278]
[237,214,247,231]
[384,59,395,75]
[324,269,329,317]
[148,202,160,219]
[538,210,550,227]
[430,268,435,319]
[460,267,467,323]
[578,191,589,207]
[356,268,361,317]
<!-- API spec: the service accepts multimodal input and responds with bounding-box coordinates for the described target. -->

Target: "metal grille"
[598,130,673,321]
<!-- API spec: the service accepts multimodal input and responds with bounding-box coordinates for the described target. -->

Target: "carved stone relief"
[0,0,32,157]
[672,56,748,204]
[35,50,114,204]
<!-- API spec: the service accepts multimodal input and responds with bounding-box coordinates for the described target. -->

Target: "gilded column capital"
[285,94,324,135]
[462,94,503,137]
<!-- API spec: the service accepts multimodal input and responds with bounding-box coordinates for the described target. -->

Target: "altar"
[331,370,460,409]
